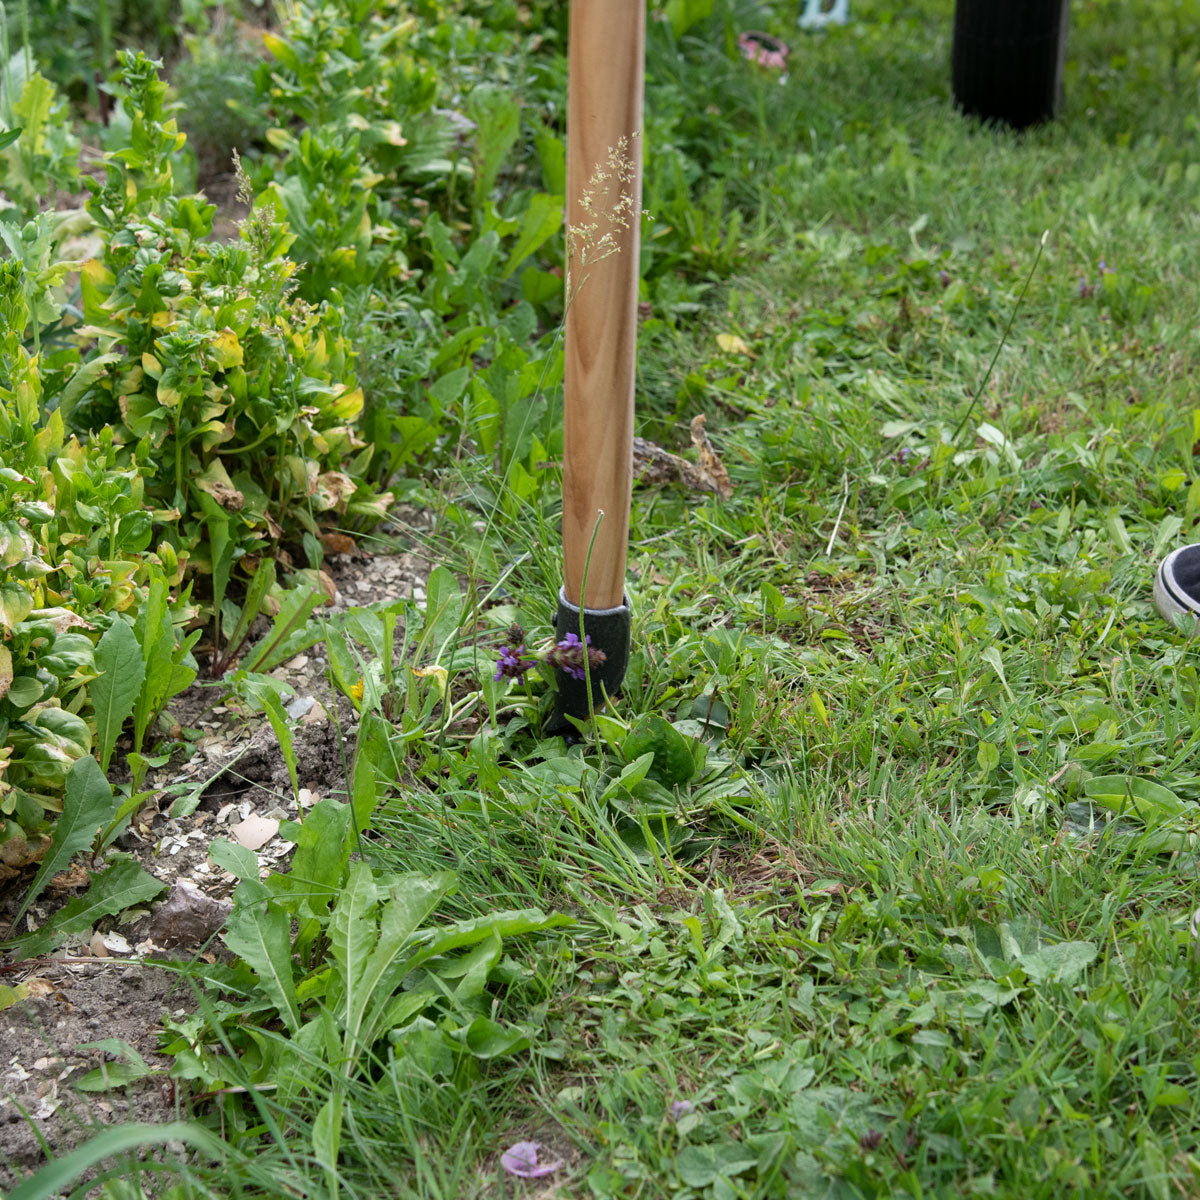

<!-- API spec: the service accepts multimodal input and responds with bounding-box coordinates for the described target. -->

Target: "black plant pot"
[952,0,1071,129]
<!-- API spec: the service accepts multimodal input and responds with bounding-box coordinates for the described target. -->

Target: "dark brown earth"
[0,964,183,1191]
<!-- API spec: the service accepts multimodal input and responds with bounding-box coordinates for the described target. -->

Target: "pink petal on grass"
[501,1141,563,1179]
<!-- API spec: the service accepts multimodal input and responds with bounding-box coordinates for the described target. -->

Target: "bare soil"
[0,964,182,1192]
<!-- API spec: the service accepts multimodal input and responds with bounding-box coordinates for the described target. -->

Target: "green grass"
[32,1,1200,1197]
[401,4,1200,1193]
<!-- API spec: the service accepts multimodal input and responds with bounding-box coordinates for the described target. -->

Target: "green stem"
[577,508,605,757]
[951,231,1048,443]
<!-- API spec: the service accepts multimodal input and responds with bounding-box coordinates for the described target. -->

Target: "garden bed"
[0,545,427,1188]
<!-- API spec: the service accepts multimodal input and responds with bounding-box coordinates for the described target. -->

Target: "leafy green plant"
[0,42,80,217]
[247,0,571,504]
[166,802,571,1166]
[250,0,446,300]
[0,248,198,857]
[6,754,120,932]
[0,262,96,842]
[1,0,180,109]
[74,53,389,650]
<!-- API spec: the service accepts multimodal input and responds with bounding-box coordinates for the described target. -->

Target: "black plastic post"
[546,588,632,734]
[952,0,1071,129]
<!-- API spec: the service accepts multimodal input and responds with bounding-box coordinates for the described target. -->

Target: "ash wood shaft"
[563,0,644,609]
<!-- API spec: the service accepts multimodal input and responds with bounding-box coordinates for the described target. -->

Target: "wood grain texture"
[562,0,644,609]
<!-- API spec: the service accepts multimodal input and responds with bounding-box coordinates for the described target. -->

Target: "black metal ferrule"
[546,586,632,734]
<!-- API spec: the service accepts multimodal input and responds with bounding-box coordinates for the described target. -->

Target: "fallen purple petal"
[501,1141,563,1179]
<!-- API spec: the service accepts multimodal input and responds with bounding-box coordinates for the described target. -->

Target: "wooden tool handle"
[562,0,645,610]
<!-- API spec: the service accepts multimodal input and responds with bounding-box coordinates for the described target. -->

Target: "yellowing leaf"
[716,333,753,357]
[262,32,300,71]
[82,259,115,288]
[141,352,161,377]
[0,983,30,1012]
[380,120,408,147]
[306,334,328,371]
[0,584,34,631]
[150,311,173,330]
[413,666,448,699]
[331,387,364,420]
[211,328,244,370]
[36,408,64,458]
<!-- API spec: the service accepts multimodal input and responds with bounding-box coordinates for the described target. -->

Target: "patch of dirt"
[0,545,431,1183]
[326,546,430,611]
[487,1123,587,1198]
[0,962,186,1193]
[203,171,252,243]
[655,837,817,914]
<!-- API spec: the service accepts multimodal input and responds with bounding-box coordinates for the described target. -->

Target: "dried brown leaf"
[689,414,733,500]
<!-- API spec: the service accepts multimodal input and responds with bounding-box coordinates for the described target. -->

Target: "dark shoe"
[1155,545,1200,623]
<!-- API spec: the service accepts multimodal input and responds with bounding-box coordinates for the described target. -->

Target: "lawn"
[3,1,1200,1197]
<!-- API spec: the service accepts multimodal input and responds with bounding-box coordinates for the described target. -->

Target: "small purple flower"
[939,270,951,288]
[1078,277,1094,299]
[671,1100,694,1121]
[494,643,535,683]
[546,632,607,682]
[895,446,914,465]
[1098,259,1110,275]
[501,1141,563,1178]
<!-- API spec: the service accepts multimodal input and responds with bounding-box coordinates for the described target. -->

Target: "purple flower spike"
[546,632,606,682]
[671,1100,695,1120]
[495,643,535,683]
[501,1141,563,1178]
